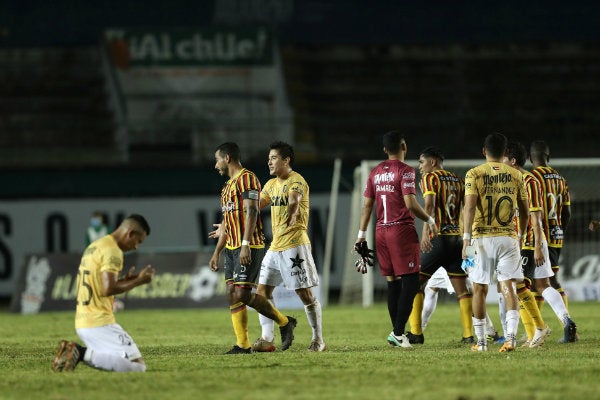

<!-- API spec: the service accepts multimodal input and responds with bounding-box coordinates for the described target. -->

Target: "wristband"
[463,233,471,241]
[242,240,250,246]
[427,216,435,226]
[357,230,367,239]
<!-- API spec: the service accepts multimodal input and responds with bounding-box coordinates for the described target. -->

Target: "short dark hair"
[506,141,527,167]
[127,214,151,236]
[420,146,444,162]
[270,141,294,164]
[383,131,404,153]
[484,133,507,158]
[530,140,550,162]
[215,142,241,162]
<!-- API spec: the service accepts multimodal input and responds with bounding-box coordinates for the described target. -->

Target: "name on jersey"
[483,172,512,185]
[376,184,396,192]
[542,173,563,180]
[439,175,460,182]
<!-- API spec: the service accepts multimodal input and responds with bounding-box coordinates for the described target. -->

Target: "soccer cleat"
[499,342,515,353]
[461,336,475,344]
[521,340,531,348]
[471,343,488,352]
[52,340,80,372]
[529,325,551,348]
[493,335,506,344]
[406,332,424,344]
[251,337,276,352]
[387,332,412,348]
[280,316,297,351]
[307,339,327,352]
[486,331,502,343]
[225,345,252,354]
[559,318,578,343]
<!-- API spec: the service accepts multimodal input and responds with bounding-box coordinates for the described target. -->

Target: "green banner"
[105,26,273,67]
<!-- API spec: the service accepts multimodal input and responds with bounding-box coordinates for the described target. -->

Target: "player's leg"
[549,247,569,309]
[76,324,146,372]
[421,287,439,331]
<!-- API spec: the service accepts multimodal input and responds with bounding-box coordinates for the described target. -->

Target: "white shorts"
[469,236,523,285]
[426,268,455,294]
[259,244,319,290]
[77,323,142,360]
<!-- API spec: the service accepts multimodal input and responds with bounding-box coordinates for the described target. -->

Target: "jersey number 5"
[77,269,93,306]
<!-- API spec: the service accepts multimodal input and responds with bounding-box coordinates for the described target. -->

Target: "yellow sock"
[458,293,473,338]
[534,292,545,312]
[519,303,535,340]
[408,291,424,335]
[517,285,545,331]
[230,302,250,349]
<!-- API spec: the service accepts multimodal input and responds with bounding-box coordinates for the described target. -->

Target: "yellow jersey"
[261,171,311,251]
[75,235,123,329]
[465,162,527,239]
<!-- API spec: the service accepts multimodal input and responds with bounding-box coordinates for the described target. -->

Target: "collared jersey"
[465,162,527,239]
[220,168,265,250]
[531,166,570,248]
[420,169,464,236]
[75,235,122,329]
[364,159,417,226]
[261,171,310,251]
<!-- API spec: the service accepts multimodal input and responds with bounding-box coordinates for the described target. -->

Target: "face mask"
[90,217,102,227]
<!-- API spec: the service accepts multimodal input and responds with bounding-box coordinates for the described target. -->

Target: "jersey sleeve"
[363,171,375,198]
[100,246,123,274]
[400,168,417,196]
[421,172,437,198]
[464,168,477,196]
[289,178,307,196]
[239,171,261,201]
[260,179,272,204]
[526,175,543,212]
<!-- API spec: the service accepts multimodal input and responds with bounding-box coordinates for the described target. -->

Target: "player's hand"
[589,220,600,231]
[534,246,545,267]
[428,223,439,238]
[420,235,432,253]
[286,214,297,227]
[209,223,223,239]
[209,254,220,272]
[354,240,375,270]
[239,245,251,266]
[137,265,155,284]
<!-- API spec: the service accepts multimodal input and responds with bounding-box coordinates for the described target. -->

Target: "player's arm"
[285,190,301,227]
[101,265,155,296]
[530,210,546,266]
[420,194,435,252]
[462,194,477,259]
[240,196,259,266]
[209,229,227,272]
[405,194,438,237]
[561,203,571,234]
[517,195,529,242]
[356,196,374,244]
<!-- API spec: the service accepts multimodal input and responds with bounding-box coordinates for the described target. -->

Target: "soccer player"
[53,214,155,372]
[252,141,325,352]
[406,147,474,344]
[355,131,438,348]
[530,140,577,342]
[463,133,529,352]
[503,141,562,347]
[209,142,297,354]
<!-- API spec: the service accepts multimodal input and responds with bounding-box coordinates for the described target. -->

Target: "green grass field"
[1,302,598,400]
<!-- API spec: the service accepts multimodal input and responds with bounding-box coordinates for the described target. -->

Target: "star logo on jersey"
[290,254,304,269]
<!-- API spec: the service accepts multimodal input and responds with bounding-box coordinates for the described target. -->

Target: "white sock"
[542,286,571,326]
[259,299,276,342]
[505,309,520,343]
[484,313,496,336]
[421,287,438,331]
[472,317,486,345]
[83,348,146,372]
[497,295,507,336]
[304,299,323,341]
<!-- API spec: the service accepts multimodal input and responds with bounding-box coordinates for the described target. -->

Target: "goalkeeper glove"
[354,241,375,274]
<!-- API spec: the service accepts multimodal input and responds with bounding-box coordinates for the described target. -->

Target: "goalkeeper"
[355,131,437,349]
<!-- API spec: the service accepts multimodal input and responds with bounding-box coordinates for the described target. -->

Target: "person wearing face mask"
[86,211,109,246]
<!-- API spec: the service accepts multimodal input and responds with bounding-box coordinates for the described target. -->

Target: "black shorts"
[520,248,535,284]
[548,247,561,271]
[223,246,265,287]
[420,235,466,278]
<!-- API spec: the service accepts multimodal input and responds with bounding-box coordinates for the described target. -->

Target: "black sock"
[387,280,402,334]
[394,273,419,336]
[75,343,86,362]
